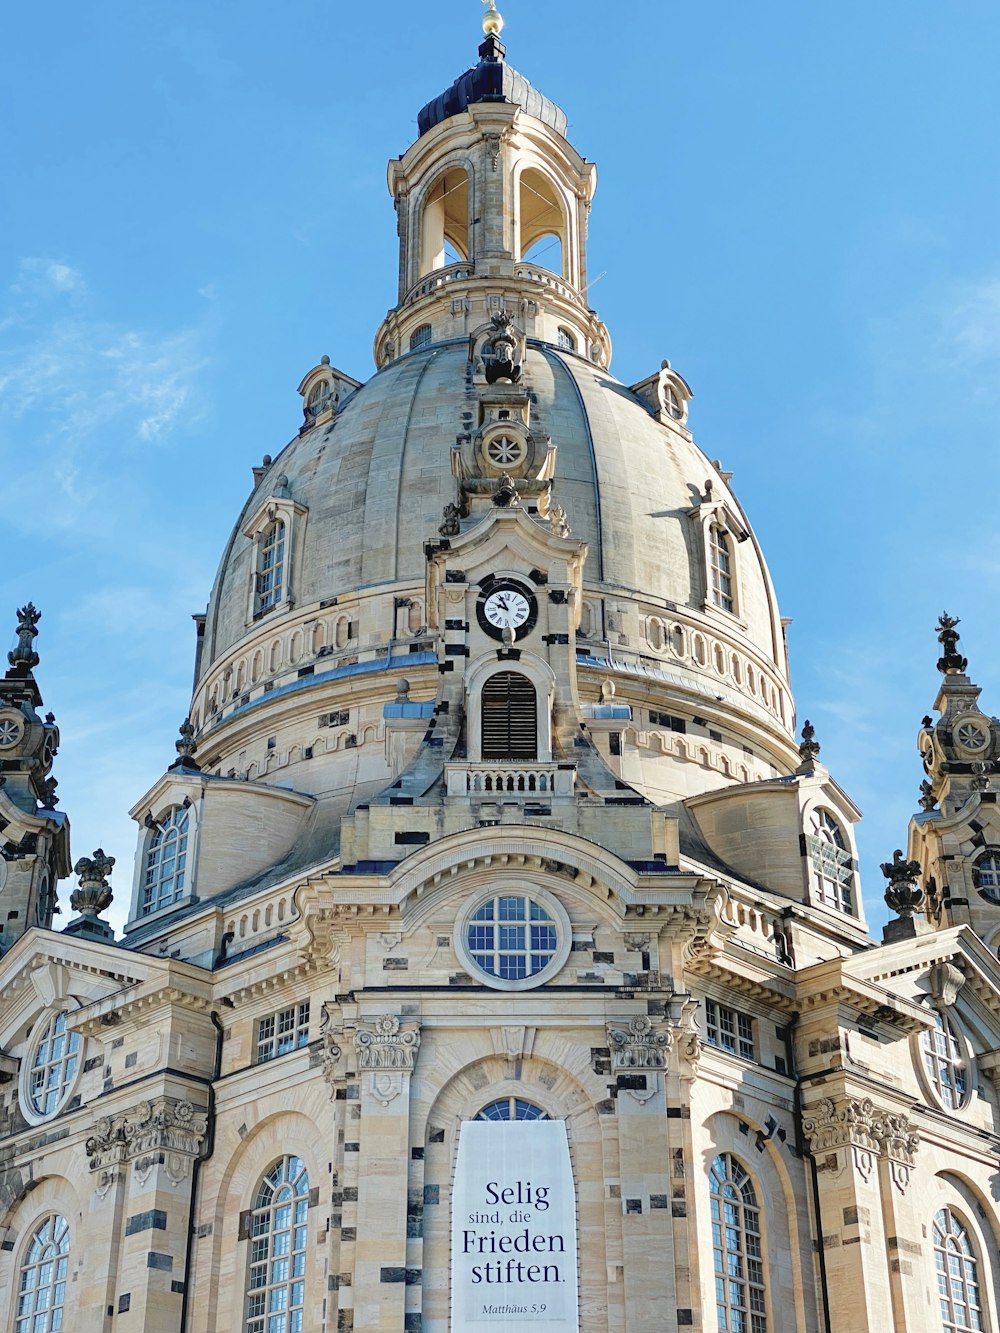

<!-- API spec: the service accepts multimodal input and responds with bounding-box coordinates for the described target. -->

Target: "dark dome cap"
[416,35,568,138]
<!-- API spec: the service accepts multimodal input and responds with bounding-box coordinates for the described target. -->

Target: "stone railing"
[513,264,586,308]
[402,263,474,306]
[445,762,575,798]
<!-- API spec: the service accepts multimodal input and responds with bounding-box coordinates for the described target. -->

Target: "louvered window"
[481,672,537,760]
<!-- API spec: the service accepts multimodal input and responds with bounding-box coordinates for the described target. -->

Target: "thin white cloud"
[12,256,86,298]
[0,258,211,532]
[939,273,1000,373]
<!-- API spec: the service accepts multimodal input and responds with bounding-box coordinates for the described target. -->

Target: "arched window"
[556,328,576,353]
[933,1208,982,1332]
[245,1156,310,1333]
[921,1010,969,1111]
[806,809,855,914]
[306,380,332,418]
[256,520,286,617]
[27,1011,81,1119]
[664,385,684,420]
[974,849,1000,903]
[710,1154,767,1333]
[518,169,567,277]
[142,806,190,915]
[410,324,432,352]
[16,1214,70,1333]
[477,1098,549,1121]
[481,671,537,761]
[710,525,735,614]
[419,168,469,275]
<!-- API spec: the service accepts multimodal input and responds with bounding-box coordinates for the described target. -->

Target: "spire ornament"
[880,849,923,918]
[482,0,504,37]
[8,603,41,671]
[65,848,116,942]
[936,613,968,676]
[170,717,202,772]
[798,720,821,764]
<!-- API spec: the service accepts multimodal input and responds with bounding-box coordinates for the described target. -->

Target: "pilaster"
[801,1094,893,1333]
[606,1012,681,1333]
[350,1012,422,1333]
[85,1095,208,1332]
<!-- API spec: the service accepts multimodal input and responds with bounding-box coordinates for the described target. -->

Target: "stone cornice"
[72,979,214,1040]
[795,960,932,1035]
[687,956,797,1012]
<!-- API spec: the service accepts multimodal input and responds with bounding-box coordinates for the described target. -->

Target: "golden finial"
[482,0,505,37]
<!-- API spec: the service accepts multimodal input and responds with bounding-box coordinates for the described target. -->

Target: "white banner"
[451,1118,579,1333]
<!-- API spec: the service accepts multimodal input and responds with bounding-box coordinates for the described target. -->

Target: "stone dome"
[193,339,794,785]
[204,344,784,678]
[186,30,799,811]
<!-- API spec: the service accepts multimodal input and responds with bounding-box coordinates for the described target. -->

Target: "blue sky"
[3,0,1000,938]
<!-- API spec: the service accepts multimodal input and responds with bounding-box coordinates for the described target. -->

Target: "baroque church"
[2,7,999,1333]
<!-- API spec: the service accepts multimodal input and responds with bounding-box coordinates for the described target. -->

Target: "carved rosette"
[85,1097,208,1191]
[802,1096,880,1180]
[355,1013,421,1106]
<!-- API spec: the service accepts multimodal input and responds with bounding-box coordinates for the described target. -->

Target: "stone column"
[801,1095,894,1333]
[606,1013,680,1333]
[351,1012,421,1333]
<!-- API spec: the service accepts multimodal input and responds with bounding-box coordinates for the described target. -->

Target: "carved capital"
[85,1096,208,1181]
[802,1096,879,1155]
[354,1013,420,1072]
[873,1110,920,1193]
[607,1015,671,1071]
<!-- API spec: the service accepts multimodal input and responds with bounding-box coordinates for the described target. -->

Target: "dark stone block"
[381,1267,406,1283]
[147,1252,173,1271]
[125,1210,167,1236]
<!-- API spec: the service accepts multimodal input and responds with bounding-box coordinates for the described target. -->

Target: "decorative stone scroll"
[355,1013,421,1107]
[85,1096,208,1191]
[320,1003,344,1103]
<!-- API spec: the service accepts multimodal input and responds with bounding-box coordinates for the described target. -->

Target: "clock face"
[476,581,538,641]
[484,588,531,631]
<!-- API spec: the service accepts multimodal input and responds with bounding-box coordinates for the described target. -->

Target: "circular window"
[456,887,572,991]
[955,719,989,752]
[485,435,527,469]
[477,1097,549,1121]
[23,1010,82,1122]
[0,711,24,749]
[917,1006,972,1112]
